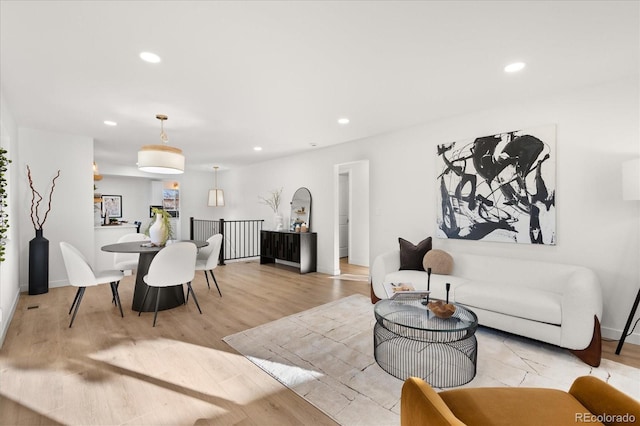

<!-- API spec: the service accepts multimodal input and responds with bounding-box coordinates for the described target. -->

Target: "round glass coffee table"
[374,296,478,388]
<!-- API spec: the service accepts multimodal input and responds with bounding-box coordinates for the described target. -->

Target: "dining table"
[101,239,208,312]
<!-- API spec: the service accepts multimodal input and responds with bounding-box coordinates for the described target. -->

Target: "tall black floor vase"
[29,228,49,295]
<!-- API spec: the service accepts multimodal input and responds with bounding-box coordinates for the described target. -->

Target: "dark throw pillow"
[398,237,432,271]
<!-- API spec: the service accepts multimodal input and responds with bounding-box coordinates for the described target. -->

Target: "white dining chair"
[139,242,200,327]
[110,232,148,306]
[113,232,148,272]
[60,242,125,328]
[195,234,223,296]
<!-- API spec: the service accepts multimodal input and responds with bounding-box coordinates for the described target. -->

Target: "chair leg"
[187,282,202,314]
[152,288,162,327]
[209,270,222,297]
[111,281,124,318]
[111,281,120,306]
[203,270,211,289]
[69,287,86,328]
[69,287,82,315]
[139,285,151,316]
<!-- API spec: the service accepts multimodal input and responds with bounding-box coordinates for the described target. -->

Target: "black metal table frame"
[374,297,478,388]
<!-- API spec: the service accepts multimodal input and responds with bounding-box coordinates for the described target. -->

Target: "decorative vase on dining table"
[149,213,168,246]
[28,228,49,295]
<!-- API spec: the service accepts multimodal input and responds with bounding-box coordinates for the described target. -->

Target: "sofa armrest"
[371,249,401,299]
[569,376,640,424]
[401,377,465,426]
[560,267,603,349]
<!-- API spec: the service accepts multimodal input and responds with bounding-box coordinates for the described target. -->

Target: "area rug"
[223,295,640,426]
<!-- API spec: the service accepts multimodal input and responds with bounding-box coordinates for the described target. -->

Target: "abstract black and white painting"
[436,125,556,245]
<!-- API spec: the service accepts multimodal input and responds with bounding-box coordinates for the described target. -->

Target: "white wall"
[373,78,637,343]
[220,77,639,343]
[95,175,153,225]
[1,76,637,347]
[368,78,639,343]
[176,169,230,238]
[221,142,373,274]
[0,94,21,346]
[87,168,230,242]
[18,128,94,291]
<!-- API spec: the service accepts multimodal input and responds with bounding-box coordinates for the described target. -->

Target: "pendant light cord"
[157,114,169,143]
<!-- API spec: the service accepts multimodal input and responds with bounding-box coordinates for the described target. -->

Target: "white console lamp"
[616,158,640,355]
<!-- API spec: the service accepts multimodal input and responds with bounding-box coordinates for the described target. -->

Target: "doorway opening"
[333,160,370,275]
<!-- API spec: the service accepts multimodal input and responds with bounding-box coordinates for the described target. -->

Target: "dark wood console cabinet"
[260,230,317,274]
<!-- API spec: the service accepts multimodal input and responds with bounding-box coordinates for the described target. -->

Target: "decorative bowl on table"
[427,300,456,318]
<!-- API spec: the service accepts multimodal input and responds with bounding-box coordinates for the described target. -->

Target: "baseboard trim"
[0,286,20,349]
[602,325,640,346]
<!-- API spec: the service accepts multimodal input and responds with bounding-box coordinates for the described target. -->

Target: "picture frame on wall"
[102,195,122,218]
[435,124,557,245]
[149,205,162,218]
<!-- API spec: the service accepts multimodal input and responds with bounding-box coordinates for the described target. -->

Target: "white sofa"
[371,250,603,366]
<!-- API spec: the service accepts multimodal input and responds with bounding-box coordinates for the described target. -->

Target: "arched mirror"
[290,187,312,231]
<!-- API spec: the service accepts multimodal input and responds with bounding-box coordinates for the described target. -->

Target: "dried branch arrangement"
[27,165,61,230]
[258,187,283,213]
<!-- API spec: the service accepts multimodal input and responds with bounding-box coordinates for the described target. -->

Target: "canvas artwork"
[436,125,556,245]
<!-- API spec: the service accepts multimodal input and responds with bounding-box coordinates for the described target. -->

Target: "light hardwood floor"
[0,259,638,425]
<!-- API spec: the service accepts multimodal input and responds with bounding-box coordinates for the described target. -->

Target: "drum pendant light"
[137,114,185,174]
[208,166,225,206]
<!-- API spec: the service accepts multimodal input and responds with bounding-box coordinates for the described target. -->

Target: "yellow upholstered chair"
[401,375,640,426]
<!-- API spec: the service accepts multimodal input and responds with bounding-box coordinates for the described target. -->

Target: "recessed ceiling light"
[504,62,526,73]
[254,146,262,151]
[140,51,161,63]
[337,118,350,125]
[103,120,117,126]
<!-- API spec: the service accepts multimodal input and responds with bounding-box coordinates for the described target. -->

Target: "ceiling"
[1,1,638,174]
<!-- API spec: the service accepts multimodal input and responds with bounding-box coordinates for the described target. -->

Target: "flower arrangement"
[258,187,283,213]
[26,165,61,231]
